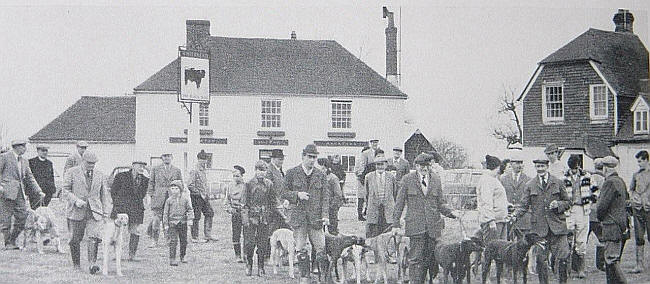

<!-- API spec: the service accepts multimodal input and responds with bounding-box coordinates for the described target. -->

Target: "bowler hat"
[36,145,49,151]
[161,153,173,157]
[532,155,549,164]
[82,151,98,163]
[302,144,319,155]
[77,141,89,148]
[11,140,27,147]
[197,150,209,160]
[544,144,559,154]
[485,155,501,170]
[602,156,619,167]
[170,180,183,188]
[270,149,284,159]
[234,165,245,175]
[414,153,430,165]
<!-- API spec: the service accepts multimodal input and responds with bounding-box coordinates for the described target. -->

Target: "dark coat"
[389,157,411,182]
[596,172,629,242]
[330,162,346,185]
[28,157,56,195]
[515,174,571,237]
[241,177,276,226]
[110,170,149,224]
[266,163,286,198]
[392,171,454,238]
[500,172,531,230]
[282,165,330,228]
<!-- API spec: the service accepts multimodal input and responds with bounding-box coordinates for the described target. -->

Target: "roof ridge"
[210,35,335,42]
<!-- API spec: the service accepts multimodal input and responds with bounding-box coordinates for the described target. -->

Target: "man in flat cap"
[188,150,217,242]
[355,140,381,191]
[147,152,183,247]
[544,144,565,179]
[110,160,150,261]
[389,147,410,182]
[499,151,531,239]
[392,153,456,284]
[364,156,399,239]
[514,155,571,283]
[628,150,650,274]
[595,156,629,283]
[61,151,110,273]
[64,141,89,174]
[29,145,56,207]
[478,155,508,242]
[282,144,329,284]
[588,157,607,271]
[0,140,44,250]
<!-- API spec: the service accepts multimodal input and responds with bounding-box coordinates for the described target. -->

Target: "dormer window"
[631,96,650,135]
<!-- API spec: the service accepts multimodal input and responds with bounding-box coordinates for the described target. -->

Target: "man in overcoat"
[147,153,183,246]
[64,141,88,174]
[389,147,410,182]
[365,156,399,238]
[28,145,56,207]
[514,155,572,284]
[282,144,330,284]
[391,153,456,284]
[110,160,149,261]
[595,156,629,283]
[499,151,531,239]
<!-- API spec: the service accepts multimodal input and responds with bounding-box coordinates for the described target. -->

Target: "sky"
[0,0,648,163]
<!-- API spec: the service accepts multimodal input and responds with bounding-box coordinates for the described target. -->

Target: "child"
[224,165,246,263]
[163,180,194,266]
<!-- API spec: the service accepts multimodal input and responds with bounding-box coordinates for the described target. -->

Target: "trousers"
[190,195,214,239]
[408,233,438,284]
[168,222,188,260]
[243,223,269,263]
[0,196,27,245]
[566,204,590,256]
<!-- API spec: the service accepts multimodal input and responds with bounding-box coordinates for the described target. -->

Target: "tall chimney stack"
[383,7,399,87]
[613,9,634,33]
[186,20,211,50]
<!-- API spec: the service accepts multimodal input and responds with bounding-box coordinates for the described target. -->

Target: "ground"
[1,199,650,283]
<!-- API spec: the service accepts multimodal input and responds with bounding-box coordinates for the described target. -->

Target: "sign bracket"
[181,102,193,123]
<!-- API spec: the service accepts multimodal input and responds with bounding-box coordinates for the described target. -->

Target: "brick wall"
[522,61,616,147]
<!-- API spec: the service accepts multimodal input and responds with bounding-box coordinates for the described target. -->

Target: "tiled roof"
[566,133,615,158]
[135,37,406,98]
[30,96,136,143]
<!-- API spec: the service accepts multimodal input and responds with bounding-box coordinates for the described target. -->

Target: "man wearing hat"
[588,157,607,271]
[364,156,398,239]
[0,140,44,250]
[29,145,56,207]
[499,151,531,239]
[110,159,150,261]
[188,150,217,242]
[392,153,456,283]
[355,139,381,187]
[595,156,629,283]
[64,141,89,174]
[544,143,565,179]
[478,155,509,241]
[147,152,183,247]
[514,155,572,284]
[264,149,289,259]
[389,147,410,181]
[628,150,650,274]
[61,151,110,273]
[282,144,330,284]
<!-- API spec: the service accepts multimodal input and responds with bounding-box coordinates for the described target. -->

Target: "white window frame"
[542,83,565,123]
[198,103,209,127]
[589,84,608,120]
[261,99,281,128]
[331,100,352,129]
[634,104,649,134]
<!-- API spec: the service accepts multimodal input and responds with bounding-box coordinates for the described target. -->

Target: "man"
[0,140,44,249]
[589,158,606,271]
[563,155,594,278]
[264,149,288,259]
[64,141,88,173]
[330,155,347,191]
[316,158,343,235]
[61,151,111,273]
[499,151,531,239]
[110,160,149,262]
[356,146,370,221]
[595,156,629,283]
[426,150,445,175]
[628,150,650,274]
[355,139,380,181]
[188,150,217,242]
[514,155,572,284]
[28,145,56,207]
[225,165,246,263]
[389,147,410,182]
[392,153,456,284]
[478,155,508,241]
[147,153,183,247]
[282,144,330,284]
[365,156,398,238]
[544,144,564,179]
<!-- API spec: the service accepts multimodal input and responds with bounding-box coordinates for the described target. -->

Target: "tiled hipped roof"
[135,37,406,98]
[30,96,136,143]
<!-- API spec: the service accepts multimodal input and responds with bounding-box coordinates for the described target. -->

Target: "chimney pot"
[291,31,296,40]
[186,20,211,50]
[613,9,634,33]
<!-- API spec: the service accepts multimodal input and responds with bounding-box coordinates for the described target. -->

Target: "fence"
[205,168,233,199]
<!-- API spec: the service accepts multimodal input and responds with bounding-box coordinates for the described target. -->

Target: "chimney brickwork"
[383,7,399,87]
[186,20,211,50]
[613,9,634,33]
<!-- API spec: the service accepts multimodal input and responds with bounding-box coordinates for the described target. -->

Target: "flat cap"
[369,139,379,143]
[601,156,619,167]
[35,145,50,150]
[233,165,245,175]
[76,141,89,147]
[161,153,173,157]
[170,180,183,188]
[544,144,559,154]
[532,155,549,164]
[373,156,389,164]
[197,150,209,160]
[414,153,430,165]
[302,144,319,155]
[11,140,27,146]
[393,147,403,152]
[82,151,98,163]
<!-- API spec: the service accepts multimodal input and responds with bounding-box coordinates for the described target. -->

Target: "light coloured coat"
[147,164,183,209]
[0,151,42,201]
[61,165,111,221]
[364,171,399,224]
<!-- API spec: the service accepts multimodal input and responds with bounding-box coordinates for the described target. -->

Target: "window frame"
[634,105,649,134]
[589,84,608,120]
[261,99,282,128]
[331,100,352,129]
[198,103,209,127]
[541,82,565,123]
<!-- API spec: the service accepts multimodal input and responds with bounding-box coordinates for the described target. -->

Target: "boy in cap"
[29,145,56,207]
[147,152,183,247]
[477,155,508,241]
[544,144,565,179]
[64,141,88,174]
[224,165,246,262]
[628,150,650,274]
[163,180,194,266]
[188,150,217,242]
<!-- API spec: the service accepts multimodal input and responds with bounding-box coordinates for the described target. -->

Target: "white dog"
[269,228,295,278]
[341,244,371,284]
[102,213,129,276]
[22,206,64,254]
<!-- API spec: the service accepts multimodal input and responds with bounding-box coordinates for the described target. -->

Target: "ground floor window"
[259,149,273,163]
[326,154,356,172]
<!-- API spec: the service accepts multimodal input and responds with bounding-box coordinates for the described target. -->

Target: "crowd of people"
[0,137,648,284]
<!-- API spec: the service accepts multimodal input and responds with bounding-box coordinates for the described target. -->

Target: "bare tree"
[430,138,469,169]
[491,87,523,149]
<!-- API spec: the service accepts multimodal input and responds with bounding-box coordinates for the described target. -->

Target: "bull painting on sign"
[184,68,205,88]
[179,49,210,103]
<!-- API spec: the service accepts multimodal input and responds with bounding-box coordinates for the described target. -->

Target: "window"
[326,154,356,172]
[259,149,273,163]
[199,103,209,126]
[590,85,608,119]
[635,109,649,134]
[542,84,564,122]
[261,100,281,128]
[331,100,352,129]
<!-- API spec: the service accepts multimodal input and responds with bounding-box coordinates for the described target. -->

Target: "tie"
[280,168,285,177]
[541,176,547,189]
[421,175,427,188]
[17,156,23,180]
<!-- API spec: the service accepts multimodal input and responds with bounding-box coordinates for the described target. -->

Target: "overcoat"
[61,165,111,221]
[241,177,276,226]
[110,170,149,224]
[596,172,629,242]
[0,151,42,200]
[364,170,398,224]
[28,157,56,195]
[389,157,411,182]
[147,164,183,209]
[515,174,571,237]
[499,172,531,229]
[282,165,329,228]
[266,163,286,199]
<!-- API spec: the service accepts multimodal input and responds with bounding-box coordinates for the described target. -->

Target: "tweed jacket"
[241,177,276,226]
[389,157,411,181]
[500,171,531,229]
[188,165,209,199]
[326,173,343,209]
[515,174,572,237]
[282,165,330,228]
[365,170,399,225]
[147,164,183,209]
[392,171,454,238]
[0,151,42,201]
[61,165,111,221]
[596,172,629,242]
[64,152,83,173]
[110,170,149,224]
[266,162,286,202]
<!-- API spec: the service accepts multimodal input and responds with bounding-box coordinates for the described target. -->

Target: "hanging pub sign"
[179,48,210,103]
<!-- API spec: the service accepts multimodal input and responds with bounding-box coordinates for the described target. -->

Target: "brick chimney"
[186,20,210,50]
[383,7,399,87]
[613,9,634,33]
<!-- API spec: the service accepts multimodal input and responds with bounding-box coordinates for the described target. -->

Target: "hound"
[102,213,129,276]
[22,206,64,254]
[270,228,295,278]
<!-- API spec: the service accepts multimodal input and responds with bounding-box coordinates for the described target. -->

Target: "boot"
[234,243,243,263]
[558,260,568,284]
[169,242,177,266]
[576,255,586,278]
[191,219,200,240]
[596,246,606,272]
[204,216,217,241]
[128,234,140,262]
[297,249,311,283]
[246,256,253,276]
[258,256,266,276]
[88,240,100,275]
[606,264,615,284]
[612,262,628,284]
[70,243,81,268]
[628,245,644,274]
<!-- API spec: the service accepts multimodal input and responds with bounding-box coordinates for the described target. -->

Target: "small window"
[199,103,209,127]
[204,152,213,169]
[635,110,649,134]
[590,85,608,120]
[326,154,356,172]
[261,100,281,128]
[331,100,352,129]
[542,84,564,122]
[259,149,273,163]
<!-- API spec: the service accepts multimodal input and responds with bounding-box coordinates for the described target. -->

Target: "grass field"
[1,199,650,283]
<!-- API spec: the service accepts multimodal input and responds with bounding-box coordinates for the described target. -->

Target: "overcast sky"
[0,0,648,163]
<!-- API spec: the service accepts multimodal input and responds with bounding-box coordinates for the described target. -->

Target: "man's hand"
[489,220,497,230]
[297,192,310,201]
[39,192,46,199]
[143,195,151,209]
[74,199,87,208]
[187,220,193,228]
[549,200,559,209]
[391,227,400,235]
[322,218,330,226]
